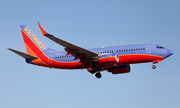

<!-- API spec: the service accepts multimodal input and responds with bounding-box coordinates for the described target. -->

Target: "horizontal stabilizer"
[8,48,38,60]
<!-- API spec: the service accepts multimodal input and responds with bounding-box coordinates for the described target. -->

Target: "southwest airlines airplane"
[8,23,173,79]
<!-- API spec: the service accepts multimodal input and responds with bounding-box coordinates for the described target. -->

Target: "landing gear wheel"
[95,72,102,79]
[152,65,156,69]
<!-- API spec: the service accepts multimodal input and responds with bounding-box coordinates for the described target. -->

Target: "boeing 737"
[8,23,173,78]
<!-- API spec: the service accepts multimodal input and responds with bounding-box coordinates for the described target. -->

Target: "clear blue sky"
[0,0,180,108]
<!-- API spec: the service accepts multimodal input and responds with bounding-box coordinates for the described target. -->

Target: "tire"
[152,65,156,69]
[95,72,102,79]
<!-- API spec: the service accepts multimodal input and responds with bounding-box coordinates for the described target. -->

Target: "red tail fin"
[20,25,48,57]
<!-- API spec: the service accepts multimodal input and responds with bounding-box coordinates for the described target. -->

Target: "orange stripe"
[25,43,37,56]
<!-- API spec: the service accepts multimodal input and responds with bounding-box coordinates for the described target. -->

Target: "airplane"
[8,23,173,79]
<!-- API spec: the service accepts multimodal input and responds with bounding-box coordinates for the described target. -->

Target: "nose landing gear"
[152,59,162,69]
[152,64,156,69]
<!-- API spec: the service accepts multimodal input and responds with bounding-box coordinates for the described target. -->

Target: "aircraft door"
[160,49,167,56]
[48,55,52,64]
[164,49,167,55]
[146,45,151,53]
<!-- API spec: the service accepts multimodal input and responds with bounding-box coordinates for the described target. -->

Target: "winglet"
[37,22,51,36]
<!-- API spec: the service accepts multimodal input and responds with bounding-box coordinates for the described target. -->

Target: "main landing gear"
[87,67,94,73]
[87,68,102,79]
[87,61,102,79]
[95,72,102,79]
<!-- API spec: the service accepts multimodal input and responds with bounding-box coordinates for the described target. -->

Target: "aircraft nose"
[167,49,173,57]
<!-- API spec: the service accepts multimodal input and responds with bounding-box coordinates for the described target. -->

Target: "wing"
[8,48,38,60]
[38,22,98,62]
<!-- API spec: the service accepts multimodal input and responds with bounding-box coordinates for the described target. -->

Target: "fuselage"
[29,44,173,69]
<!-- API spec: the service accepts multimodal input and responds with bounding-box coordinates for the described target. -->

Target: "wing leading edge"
[37,22,98,60]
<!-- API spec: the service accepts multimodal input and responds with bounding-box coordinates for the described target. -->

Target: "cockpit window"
[157,46,165,49]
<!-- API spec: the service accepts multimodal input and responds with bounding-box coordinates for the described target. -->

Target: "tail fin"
[20,25,48,57]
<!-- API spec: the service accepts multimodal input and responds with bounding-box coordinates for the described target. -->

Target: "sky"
[0,0,180,108]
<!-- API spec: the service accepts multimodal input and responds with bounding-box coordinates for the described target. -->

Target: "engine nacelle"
[108,65,130,74]
[98,53,119,64]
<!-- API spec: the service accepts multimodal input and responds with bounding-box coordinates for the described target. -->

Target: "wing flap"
[8,48,38,60]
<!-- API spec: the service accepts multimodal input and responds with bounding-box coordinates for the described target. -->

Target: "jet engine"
[98,53,119,64]
[108,65,130,74]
